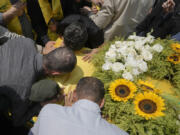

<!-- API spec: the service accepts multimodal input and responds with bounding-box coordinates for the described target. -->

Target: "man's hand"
[92,5,99,14]
[82,48,99,63]
[42,41,56,54]
[162,0,175,13]
[90,0,104,5]
[12,1,26,16]
[64,91,74,106]
[2,1,26,24]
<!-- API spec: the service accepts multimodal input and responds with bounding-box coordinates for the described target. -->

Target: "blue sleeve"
[28,131,34,135]
[172,32,180,41]
[0,13,3,25]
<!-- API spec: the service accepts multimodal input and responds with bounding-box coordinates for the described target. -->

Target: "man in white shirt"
[90,0,155,41]
[29,77,128,135]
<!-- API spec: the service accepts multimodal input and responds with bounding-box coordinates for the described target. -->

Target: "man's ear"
[100,98,105,109]
[73,90,78,102]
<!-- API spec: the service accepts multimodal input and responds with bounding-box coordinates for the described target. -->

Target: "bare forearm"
[2,10,17,24]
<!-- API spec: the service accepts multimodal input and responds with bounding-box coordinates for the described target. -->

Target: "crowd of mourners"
[0,0,179,134]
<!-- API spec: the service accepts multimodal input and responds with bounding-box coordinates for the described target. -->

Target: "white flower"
[141,50,153,61]
[126,48,137,56]
[144,35,155,44]
[122,71,134,81]
[136,55,144,61]
[131,68,141,76]
[144,45,152,52]
[152,44,163,52]
[134,41,145,50]
[111,62,125,72]
[125,55,138,68]
[115,41,123,46]
[116,53,122,59]
[102,62,112,70]
[128,35,137,40]
[105,50,116,62]
[117,46,128,56]
[128,35,145,41]
[138,61,148,72]
[126,41,134,46]
[110,44,116,49]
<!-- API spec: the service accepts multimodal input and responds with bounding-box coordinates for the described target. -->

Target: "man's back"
[0,38,42,100]
[0,37,44,126]
[91,0,155,41]
[31,100,128,135]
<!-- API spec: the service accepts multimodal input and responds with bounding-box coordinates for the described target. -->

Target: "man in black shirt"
[26,0,91,45]
[136,0,180,39]
[55,14,104,49]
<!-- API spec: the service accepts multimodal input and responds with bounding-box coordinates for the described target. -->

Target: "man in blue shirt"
[30,77,128,135]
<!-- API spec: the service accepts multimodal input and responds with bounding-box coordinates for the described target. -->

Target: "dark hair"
[63,22,88,51]
[56,14,104,49]
[43,47,77,73]
[76,77,105,103]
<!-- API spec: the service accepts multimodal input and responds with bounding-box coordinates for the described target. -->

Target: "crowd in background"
[0,0,179,135]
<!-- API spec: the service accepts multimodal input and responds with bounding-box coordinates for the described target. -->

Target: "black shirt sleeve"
[26,0,49,45]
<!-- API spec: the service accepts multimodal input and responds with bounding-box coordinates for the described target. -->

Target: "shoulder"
[39,104,64,116]
[100,119,129,135]
[8,37,37,51]
[14,37,35,47]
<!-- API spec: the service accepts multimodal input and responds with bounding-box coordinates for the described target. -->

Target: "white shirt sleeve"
[30,104,62,135]
[90,0,115,29]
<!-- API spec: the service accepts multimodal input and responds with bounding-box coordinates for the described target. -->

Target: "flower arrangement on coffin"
[92,34,180,135]
[102,34,163,81]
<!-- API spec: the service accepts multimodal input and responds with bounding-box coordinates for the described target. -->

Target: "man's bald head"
[43,47,77,74]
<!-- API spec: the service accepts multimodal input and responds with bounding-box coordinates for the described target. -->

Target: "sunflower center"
[139,99,157,114]
[170,56,179,61]
[115,85,130,98]
[140,85,154,91]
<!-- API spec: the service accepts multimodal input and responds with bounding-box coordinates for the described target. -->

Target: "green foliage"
[173,64,180,90]
[92,38,180,135]
[146,39,174,80]
[102,94,179,135]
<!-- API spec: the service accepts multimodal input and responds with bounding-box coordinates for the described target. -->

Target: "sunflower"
[171,43,180,53]
[109,79,137,102]
[138,80,161,93]
[134,92,165,120]
[167,54,180,64]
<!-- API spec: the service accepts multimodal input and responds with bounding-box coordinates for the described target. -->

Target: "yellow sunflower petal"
[138,80,161,94]
[109,79,137,102]
[171,43,180,53]
[167,54,180,64]
[134,92,166,119]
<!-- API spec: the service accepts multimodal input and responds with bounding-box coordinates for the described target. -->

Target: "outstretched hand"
[162,0,175,13]
[64,91,74,106]
[82,48,99,63]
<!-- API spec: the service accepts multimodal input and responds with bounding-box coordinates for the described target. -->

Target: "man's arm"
[90,0,115,29]
[12,100,42,127]
[0,13,3,25]
[0,25,24,45]
[26,0,50,45]
[0,1,26,25]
